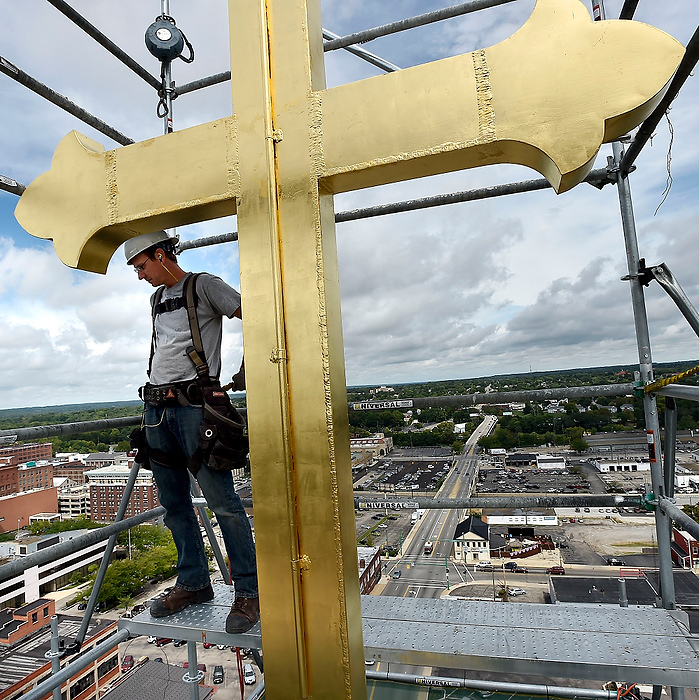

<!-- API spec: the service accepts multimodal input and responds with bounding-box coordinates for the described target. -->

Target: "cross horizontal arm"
[319,1,683,195]
[15,118,239,272]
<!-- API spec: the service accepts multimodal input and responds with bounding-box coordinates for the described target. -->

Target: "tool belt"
[139,381,204,407]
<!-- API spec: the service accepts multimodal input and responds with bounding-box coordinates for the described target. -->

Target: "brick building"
[0,609,119,700]
[0,488,58,534]
[672,526,699,569]
[0,464,18,497]
[53,459,91,484]
[0,442,52,466]
[17,462,54,493]
[357,546,381,594]
[86,466,157,523]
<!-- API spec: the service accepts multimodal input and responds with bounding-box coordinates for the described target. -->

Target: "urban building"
[453,516,489,562]
[0,530,108,609]
[536,454,566,470]
[349,433,393,465]
[53,459,92,484]
[85,466,157,523]
[0,464,18,497]
[17,461,54,493]
[58,484,91,519]
[672,527,699,569]
[0,608,119,700]
[0,443,52,466]
[592,458,651,473]
[28,513,61,525]
[0,488,59,534]
[483,509,559,527]
[84,453,130,469]
[505,453,537,468]
[357,546,381,594]
[99,658,213,700]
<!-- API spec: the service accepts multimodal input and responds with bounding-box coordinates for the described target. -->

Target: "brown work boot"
[225,596,259,633]
[150,584,214,618]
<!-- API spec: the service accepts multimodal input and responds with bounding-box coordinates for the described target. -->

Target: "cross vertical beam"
[230,1,365,698]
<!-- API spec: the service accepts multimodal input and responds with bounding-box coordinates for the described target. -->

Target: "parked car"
[121,655,134,673]
[77,602,87,611]
[147,636,157,644]
[243,664,256,685]
[503,561,518,571]
[391,570,402,579]
[155,638,172,646]
[132,604,146,614]
[138,656,149,665]
[216,644,228,650]
[507,587,526,596]
[513,566,528,573]
[153,658,164,663]
[607,558,626,566]
[213,665,224,684]
[475,561,493,571]
[546,566,566,575]
[173,639,186,647]
[203,642,215,649]
[183,662,206,672]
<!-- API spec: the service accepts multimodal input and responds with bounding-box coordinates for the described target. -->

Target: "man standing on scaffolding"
[125,229,259,634]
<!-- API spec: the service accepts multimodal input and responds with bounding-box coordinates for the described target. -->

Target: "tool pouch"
[197,386,249,472]
[130,426,150,466]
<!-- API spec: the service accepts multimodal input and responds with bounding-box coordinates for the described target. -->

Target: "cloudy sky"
[0,0,697,409]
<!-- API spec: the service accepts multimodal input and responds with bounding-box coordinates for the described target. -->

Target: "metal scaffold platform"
[361,596,699,688]
[117,585,261,649]
[117,585,699,688]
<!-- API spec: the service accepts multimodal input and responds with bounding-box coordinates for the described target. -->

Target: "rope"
[644,363,699,393]
[235,647,245,700]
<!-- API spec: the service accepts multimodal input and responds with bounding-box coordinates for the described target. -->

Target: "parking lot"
[116,635,261,699]
[359,458,454,493]
[476,466,590,494]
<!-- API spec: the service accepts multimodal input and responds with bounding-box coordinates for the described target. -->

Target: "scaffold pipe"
[620,24,699,177]
[0,415,141,441]
[322,29,400,72]
[177,231,238,251]
[335,168,610,223]
[657,497,699,541]
[323,0,516,52]
[364,670,615,699]
[0,174,26,196]
[21,628,131,700]
[46,0,161,90]
[0,508,164,582]
[619,0,640,20]
[0,56,134,146]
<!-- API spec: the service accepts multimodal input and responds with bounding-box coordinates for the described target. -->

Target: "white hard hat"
[124,231,179,264]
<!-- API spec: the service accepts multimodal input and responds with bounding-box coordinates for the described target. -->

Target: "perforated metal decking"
[362,597,699,687]
[117,585,699,687]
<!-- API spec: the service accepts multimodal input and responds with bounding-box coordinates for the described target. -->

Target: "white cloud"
[0,1,698,408]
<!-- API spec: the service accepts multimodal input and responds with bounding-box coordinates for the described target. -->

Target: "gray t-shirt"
[149,272,241,385]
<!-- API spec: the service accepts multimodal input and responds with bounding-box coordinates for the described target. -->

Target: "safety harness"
[135,273,249,473]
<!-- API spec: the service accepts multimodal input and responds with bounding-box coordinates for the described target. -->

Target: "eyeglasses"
[132,257,151,273]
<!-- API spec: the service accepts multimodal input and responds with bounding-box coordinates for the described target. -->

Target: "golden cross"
[14,1,682,697]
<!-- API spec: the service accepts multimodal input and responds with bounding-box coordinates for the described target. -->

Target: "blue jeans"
[145,404,258,598]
